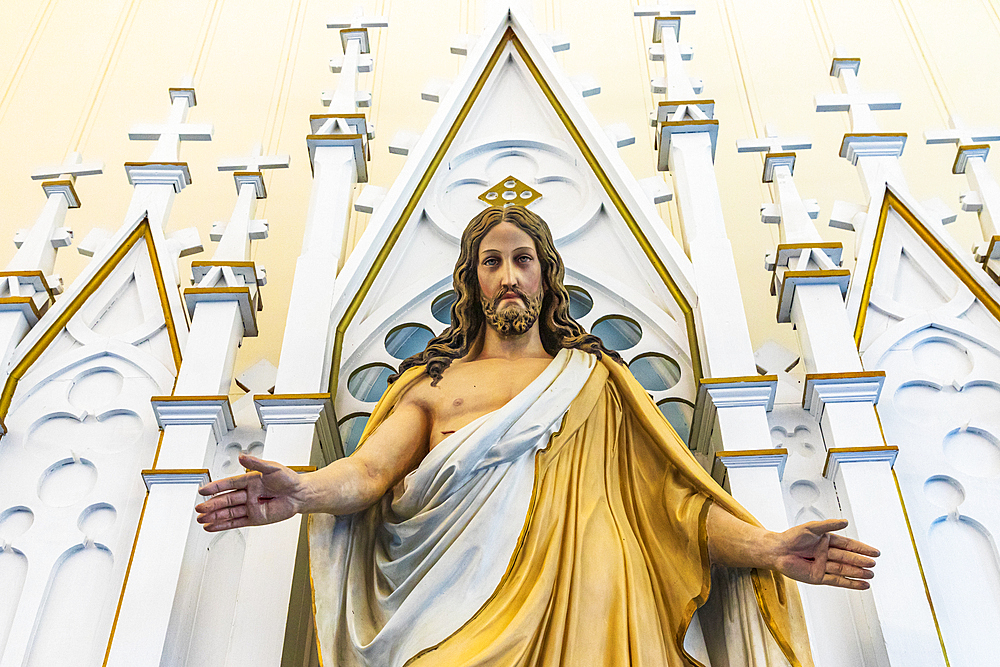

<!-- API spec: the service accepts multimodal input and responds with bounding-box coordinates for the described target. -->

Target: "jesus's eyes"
[517,254,534,263]
[482,257,499,267]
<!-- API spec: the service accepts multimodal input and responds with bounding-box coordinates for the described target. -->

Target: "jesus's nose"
[501,265,517,289]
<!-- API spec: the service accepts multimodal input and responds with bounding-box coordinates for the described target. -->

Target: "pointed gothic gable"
[849,184,1000,354]
[848,188,1000,667]
[0,211,188,663]
[1,212,185,422]
[327,8,701,452]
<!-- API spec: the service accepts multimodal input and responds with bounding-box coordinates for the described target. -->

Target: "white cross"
[925,115,1000,146]
[31,151,103,182]
[736,124,812,154]
[210,143,285,263]
[738,125,826,248]
[633,1,695,17]
[218,143,290,173]
[815,57,900,133]
[320,11,387,118]
[326,8,388,30]
[128,77,213,162]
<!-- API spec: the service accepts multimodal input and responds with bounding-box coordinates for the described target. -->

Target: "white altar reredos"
[1,1,999,665]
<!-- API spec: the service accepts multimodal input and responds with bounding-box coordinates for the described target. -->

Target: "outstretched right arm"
[195,395,431,532]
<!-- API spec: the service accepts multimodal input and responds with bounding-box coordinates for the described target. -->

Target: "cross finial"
[28,151,104,209]
[925,115,1000,146]
[208,143,286,262]
[217,142,290,197]
[815,55,900,133]
[736,124,812,184]
[128,76,213,162]
[736,124,812,155]
[327,7,388,55]
[319,10,387,118]
[633,1,696,17]
[31,152,104,183]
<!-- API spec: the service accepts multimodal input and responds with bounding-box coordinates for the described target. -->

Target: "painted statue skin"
[195,206,879,661]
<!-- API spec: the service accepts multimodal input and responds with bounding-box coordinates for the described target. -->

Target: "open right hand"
[195,454,308,531]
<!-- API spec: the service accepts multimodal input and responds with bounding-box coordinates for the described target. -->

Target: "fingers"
[805,519,849,535]
[821,573,871,590]
[239,454,284,475]
[197,503,249,526]
[203,516,253,532]
[199,472,254,496]
[195,489,248,516]
[825,560,874,580]
[803,519,881,558]
[829,533,880,557]
[828,547,877,569]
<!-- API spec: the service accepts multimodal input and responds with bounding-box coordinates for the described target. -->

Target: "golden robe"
[310,354,812,667]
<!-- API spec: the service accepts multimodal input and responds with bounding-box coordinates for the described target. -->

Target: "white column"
[826,448,944,667]
[763,140,946,665]
[642,10,790,663]
[226,25,379,667]
[106,299,243,667]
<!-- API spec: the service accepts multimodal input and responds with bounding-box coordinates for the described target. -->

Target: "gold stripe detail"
[891,468,951,665]
[0,219,182,426]
[190,260,256,269]
[715,448,786,458]
[855,189,1000,346]
[821,445,898,478]
[255,393,332,401]
[776,242,843,251]
[141,467,211,476]
[699,374,777,385]
[804,370,885,381]
[953,143,989,175]
[102,489,150,666]
[288,465,318,473]
[873,404,949,664]
[150,394,229,402]
[329,28,701,398]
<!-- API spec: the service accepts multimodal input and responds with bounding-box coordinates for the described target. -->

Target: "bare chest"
[422,358,552,450]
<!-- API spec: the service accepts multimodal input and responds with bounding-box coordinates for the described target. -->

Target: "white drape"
[310,348,596,667]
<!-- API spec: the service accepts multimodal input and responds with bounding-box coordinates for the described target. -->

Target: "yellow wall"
[1,0,997,391]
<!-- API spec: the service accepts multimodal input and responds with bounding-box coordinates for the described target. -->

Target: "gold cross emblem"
[478,176,541,208]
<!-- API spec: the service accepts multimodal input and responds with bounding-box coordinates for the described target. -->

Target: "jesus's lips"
[491,286,528,308]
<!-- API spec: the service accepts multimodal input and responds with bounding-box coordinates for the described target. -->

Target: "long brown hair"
[390,205,622,385]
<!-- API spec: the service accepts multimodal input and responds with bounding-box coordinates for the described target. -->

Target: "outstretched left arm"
[706,503,879,590]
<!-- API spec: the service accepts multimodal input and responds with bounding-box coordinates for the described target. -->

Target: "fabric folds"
[309,351,812,667]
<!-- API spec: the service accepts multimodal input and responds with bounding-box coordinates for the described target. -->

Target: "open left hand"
[772,519,879,590]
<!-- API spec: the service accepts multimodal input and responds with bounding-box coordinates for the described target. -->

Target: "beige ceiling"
[0,0,996,389]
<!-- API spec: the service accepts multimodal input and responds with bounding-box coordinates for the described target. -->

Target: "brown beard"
[481,284,542,337]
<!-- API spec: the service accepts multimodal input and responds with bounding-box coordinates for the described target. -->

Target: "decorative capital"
[150,395,236,441]
[123,162,192,192]
[657,119,719,169]
[823,445,898,480]
[839,133,907,164]
[775,269,850,323]
[830,57,860,77]
[802,371,885,420]
[689,375,778,454]
[254,393,340,460]
[141,468,211,490]
[711,448,788,486]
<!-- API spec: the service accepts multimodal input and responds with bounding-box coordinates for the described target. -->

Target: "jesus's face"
[477,221,544,337]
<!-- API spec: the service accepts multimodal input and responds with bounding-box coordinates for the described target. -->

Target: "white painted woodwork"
[3,1,1000,666]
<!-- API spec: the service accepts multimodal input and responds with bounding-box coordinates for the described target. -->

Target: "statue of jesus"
[196,205,878,667]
